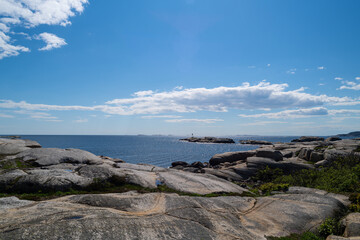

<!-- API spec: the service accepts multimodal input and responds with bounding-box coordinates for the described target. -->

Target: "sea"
[12,135,307,168]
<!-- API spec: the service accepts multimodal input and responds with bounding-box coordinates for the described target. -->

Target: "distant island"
[337,131,360,137]
[180,136,235,144]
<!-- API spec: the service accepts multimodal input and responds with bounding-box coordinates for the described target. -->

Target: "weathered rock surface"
[180,137,235,144]
[209,151,255,166]
[255,150,283,161]
[342,213,360,237]
[0,187,349,240]
[15,148,104,166]
[0,138,41,156]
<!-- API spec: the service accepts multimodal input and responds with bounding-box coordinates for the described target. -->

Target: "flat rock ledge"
[0,187,348,240]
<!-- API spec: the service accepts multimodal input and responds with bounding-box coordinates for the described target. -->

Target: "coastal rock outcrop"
[0,187,349,240]
[0,138,41,156]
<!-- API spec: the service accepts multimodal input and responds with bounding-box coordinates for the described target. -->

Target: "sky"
[0,0,360,136]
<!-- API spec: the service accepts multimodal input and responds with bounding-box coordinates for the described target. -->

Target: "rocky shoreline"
[0,136,359,239]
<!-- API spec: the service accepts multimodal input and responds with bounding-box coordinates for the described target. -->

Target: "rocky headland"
[0,136,360,239]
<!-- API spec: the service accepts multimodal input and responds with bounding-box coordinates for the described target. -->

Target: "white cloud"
[286,68,296,74]
[267,64,271,67]
[141,115,182,119]
[37,32,67,51]
[239,107,329,119]
[0,82,358,115]
[338,81,360,90]
[317,66,325,70]
[0,113,14,118]
[75,118,88,123]
[356,77,360,81]
[335,77,343,81]
[14,110,61,121]
[165,118,223,124]
[0,0,88,59]
[328,109,360,115]
[0,31,30,59]
[319,83,325,86]
[241,121,287,126]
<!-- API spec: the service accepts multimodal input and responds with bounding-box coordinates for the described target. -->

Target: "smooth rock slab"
[0,188,348,240]
[0,138,41,156]
[16,148,103,166]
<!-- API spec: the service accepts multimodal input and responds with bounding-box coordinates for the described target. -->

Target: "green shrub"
[254,166,283,182]
[349,193,360,212]
[271,155,360,194]
[259,183,289,194]
[318,218,342,237]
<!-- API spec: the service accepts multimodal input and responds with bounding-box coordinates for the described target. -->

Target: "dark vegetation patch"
[254,154,360,194]
[0,159,34,170]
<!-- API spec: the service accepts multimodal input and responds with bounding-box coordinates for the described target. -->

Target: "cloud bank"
[0,0,88,59]
[0,82,358,117]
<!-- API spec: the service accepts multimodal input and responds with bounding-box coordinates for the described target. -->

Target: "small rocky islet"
[0,136,359,239]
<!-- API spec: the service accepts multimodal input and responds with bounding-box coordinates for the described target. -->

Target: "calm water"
[17,135,299,167]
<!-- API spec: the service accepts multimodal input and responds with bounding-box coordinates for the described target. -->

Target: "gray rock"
[246,157,313,174]
[0,197,33,210]
[343,213,360,237]
[309,152,324,162]
[16,148,104,166]
[0,188,348,240]
[158,170,248,194]
[171,161,189,167]
[298,148,313,160]
[256,150,283,161]
[209,151,255,166]
[0,138,41,155]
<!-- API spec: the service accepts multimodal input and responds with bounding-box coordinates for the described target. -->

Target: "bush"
[349,193,360,212]
[254,166,283,182]
[318,218,342,237]
[269,155,360,194]
[259,183,289,194]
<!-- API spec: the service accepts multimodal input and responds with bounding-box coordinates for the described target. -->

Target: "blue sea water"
[18,135,300,167]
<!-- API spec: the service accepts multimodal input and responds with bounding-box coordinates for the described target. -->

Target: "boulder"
[291,136,325,142]
[171,161,189,167]
[190,161,204,168]
[298,148,313,160]
[309,152,324,162]
[246,157,313,175]
[0,138,41,156]
[0,188,348,240]
[342,213,360,237]
[256,150,283,161]
[209,151,255,166]
[16,148,103,166]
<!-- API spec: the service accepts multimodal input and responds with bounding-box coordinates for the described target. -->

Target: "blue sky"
[0,0,360,136]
